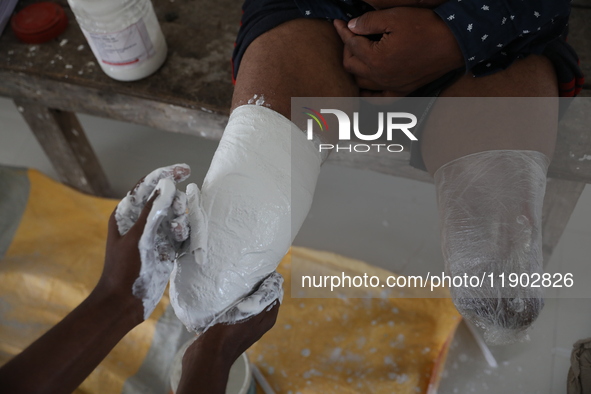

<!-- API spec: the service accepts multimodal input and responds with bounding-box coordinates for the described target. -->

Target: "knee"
[443,54,558,98]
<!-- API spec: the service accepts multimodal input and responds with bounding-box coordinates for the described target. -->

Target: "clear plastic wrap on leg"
[434,150,549,344]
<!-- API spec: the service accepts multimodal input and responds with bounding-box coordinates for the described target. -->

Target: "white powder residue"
[301,348,311,357]
[390,334,405,348]
[246,93,266,106]
[169,105,321,331]
[60,39,68,46]
[302,369,323,379]
[356,336,366,348]
[329,347,342,362]
[77,45,85,51]
[247,94,258,104]
[578,154,591,161]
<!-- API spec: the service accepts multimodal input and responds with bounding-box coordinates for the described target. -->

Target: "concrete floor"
[1,96,590,393]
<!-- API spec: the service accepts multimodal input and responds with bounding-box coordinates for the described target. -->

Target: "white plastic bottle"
[68,0,167,81]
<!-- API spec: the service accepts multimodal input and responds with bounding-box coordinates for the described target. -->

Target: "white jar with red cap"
[67,0,167,81]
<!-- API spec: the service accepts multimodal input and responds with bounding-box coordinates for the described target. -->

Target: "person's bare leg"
[421,54,558,175]
[232,18,358,141]
[421,55,558,343]
[169,19,360,331]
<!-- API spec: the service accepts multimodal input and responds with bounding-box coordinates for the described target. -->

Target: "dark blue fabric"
[294,0,573,77]
[231,0,583,171]
[294,0,373,20]
[233,0,574,78]
[433,0,571,76]
[232,0,301,82]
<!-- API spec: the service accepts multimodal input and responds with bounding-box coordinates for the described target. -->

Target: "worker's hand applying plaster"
[0,187,279,394]
[114,164,191,320]
[177,300,280,394]
[170,105,321,332]
[204,271,284,330]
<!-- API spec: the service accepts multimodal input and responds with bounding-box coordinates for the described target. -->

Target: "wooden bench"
[0,0,589,265]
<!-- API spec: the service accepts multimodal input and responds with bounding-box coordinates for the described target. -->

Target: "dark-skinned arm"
[176,302,280,394]
[0,194,157,394]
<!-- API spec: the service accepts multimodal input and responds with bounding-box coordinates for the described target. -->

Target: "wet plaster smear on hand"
[115,164,191,320]
[170,104,322,331]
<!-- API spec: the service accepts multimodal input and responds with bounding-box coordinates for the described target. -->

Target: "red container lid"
[11,2,68,44]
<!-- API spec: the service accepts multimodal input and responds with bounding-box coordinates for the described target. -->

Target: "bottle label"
[82,18,155,69]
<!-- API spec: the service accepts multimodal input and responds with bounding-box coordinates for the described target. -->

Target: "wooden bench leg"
[14,99,112,197]
[542,178,586,267]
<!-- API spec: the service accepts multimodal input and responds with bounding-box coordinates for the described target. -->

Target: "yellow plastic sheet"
[0,169,168,393]
[247,250,461,394]
[0,168,461,393]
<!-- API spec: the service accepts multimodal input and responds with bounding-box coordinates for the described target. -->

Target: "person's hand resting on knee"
[333,5,464,96]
